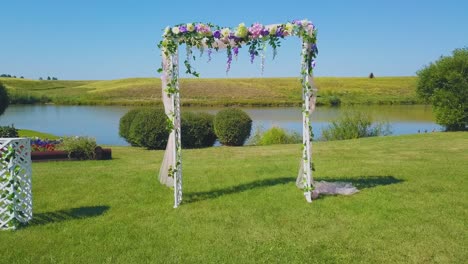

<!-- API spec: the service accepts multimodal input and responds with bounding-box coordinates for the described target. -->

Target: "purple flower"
[233,46,239,58]
[250,50,256,64]
[179,25,187,33]
[275,27,284,37]
[213,30,221,39]
[207,48,212,62]
[311,44,318,54]
[226,50,233,73]
[261,29,269,37]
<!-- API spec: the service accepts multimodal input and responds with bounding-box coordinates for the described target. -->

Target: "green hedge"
[129,108,169,150]
[0,82,9,116]
[214,108,252,146]
[119,108,143,146]
[0,125,18,138]
[181,112,216,148]
[255,127,302,145]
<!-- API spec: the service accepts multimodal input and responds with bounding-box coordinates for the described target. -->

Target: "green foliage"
[214,108,252,146]
[327,95,341,106]
[181,112,216,148]
[0,125,19,137]
[128,108,169,150]
[62,136,97,160]
[250,126,302,145]
[322,111,391,141]
[119,108,143,146]
[0,82,9,116]
[417,47,468,131]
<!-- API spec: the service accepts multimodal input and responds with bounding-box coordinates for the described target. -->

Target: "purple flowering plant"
[30,138,63,152]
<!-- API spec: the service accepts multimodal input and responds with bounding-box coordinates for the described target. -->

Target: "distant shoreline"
[1,76,422,107]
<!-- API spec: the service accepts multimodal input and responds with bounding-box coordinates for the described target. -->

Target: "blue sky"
[1,0,467,80]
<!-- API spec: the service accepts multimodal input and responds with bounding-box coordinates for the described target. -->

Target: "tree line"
[1,74,59,80]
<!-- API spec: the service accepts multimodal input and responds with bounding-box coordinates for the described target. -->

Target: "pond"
[0,105,441,146]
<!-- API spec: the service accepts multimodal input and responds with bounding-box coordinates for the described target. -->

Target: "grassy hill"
[0,76,421,106]
[0,132,466,262]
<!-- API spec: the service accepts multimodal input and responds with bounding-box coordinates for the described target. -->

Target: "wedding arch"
[158,20,318,208]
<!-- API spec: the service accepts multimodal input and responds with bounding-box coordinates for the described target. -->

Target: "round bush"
[129,108,169,150]
[181,112,216,148]
[258,127,301,145]
[119,108,143,146]
[0,82,9,116]
[214,108,252,146]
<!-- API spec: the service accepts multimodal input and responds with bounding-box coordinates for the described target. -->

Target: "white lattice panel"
[0,138,33,230]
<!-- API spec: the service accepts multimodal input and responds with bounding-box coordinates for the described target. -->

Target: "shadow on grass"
[309,176,404,201]
[26,205,110,227]
[185,177,294,204]
[316,175,403,190]
[185,176,403,204]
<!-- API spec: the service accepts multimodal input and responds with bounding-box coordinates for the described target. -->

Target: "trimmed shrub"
[214,108,252,146]
[0,125,19,138]
[119,108,143,146]
[62,136,97,160]
[257,127,302,145]
[129,108,169,150]
[321,111,391,141]
[0,82,9,116]
[181,112,216,148]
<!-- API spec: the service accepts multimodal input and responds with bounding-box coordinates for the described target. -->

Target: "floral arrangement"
[30,138,62,152]
[157,19,318,77]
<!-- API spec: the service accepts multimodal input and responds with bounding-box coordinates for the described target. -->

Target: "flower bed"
[31,147,112,162]
[29,138,111,162]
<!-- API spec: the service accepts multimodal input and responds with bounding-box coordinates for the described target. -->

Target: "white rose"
[187,23,195,32]
[172,26,180,34]
[221,28,230,37]
[163,26,170,36]
[269,25,278,35]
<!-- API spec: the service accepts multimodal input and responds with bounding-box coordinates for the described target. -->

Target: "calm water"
[0,105,441,146]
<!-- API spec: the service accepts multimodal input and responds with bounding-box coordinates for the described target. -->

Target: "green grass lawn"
[1,76,421,106]
[18,129,59,139]
[1,133,466,263]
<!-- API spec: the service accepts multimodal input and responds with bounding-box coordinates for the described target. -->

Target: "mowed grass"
[1,76,420,106]
[1,133,466,263]
[18,129,60,139]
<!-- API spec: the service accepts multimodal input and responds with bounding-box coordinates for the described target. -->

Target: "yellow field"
[1,76,420,106]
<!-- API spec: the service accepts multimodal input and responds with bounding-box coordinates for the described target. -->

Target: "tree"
[0,82,9,116]
[39,77,43,80]
[417,47,468,131]
[47,76,51,80]
[369,72,374,79]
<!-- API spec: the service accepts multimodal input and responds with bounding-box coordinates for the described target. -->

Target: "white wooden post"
[171,49,183,208]
[301,41,314,202]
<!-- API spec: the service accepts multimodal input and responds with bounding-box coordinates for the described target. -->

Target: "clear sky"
[1,0,467,80]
